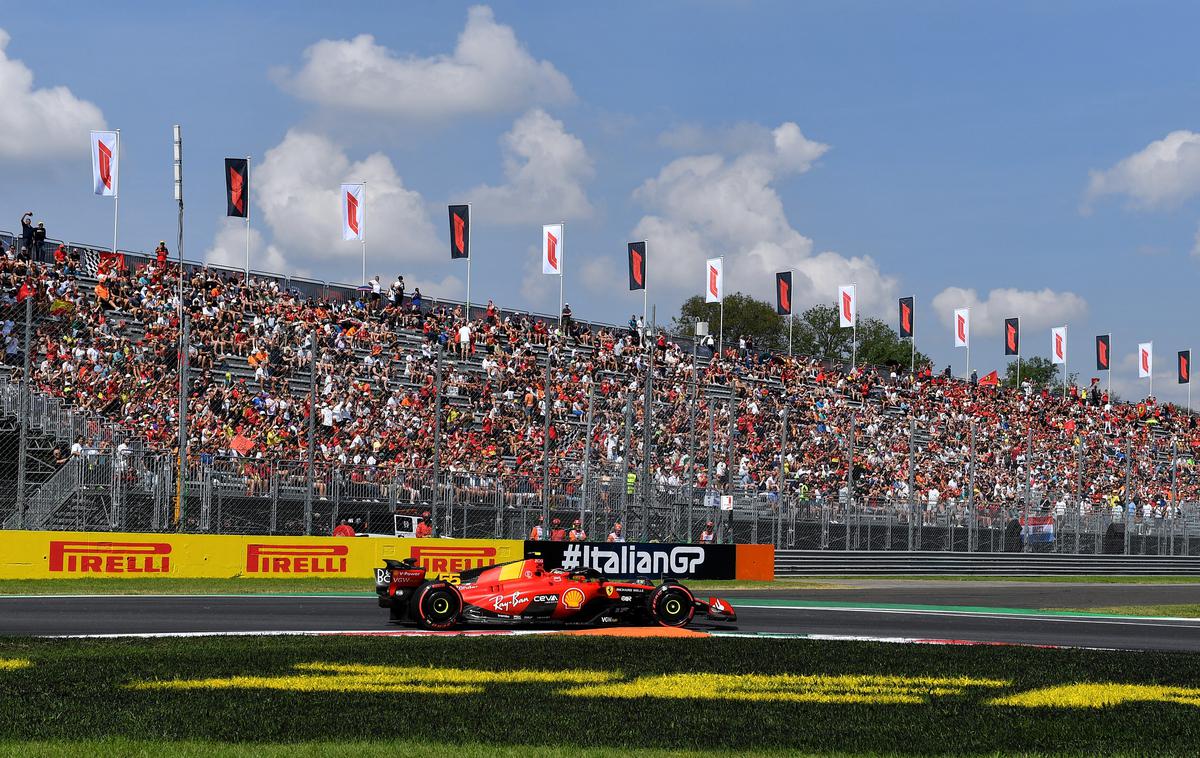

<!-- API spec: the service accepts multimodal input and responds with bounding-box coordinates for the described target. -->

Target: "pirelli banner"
[528,541,774,581]
[0,531,524,581]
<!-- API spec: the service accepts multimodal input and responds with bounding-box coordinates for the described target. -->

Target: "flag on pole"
[705,258,723,303]
[953,308,970,348]
[448,205,470,259]
[1004,317,1020,356]
[775,272,792,315]
[898,297,914,339]
[628,241,646,291]
[838,285,856,328]
[341,183,364,241]
[1179,350,1191,384]
[1139,342,1153,378]
[225,158,248,218]
[1051,326,1067,364]
[1096,335,1111,371]
[90,130,119,197]
[542,223,563,275]
[979,370,1000,387]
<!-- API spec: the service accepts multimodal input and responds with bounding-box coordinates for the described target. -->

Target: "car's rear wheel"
[415,583,462,629]
[649,585,695,627]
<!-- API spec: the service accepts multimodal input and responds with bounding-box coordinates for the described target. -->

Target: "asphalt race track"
[3,582,1200,651]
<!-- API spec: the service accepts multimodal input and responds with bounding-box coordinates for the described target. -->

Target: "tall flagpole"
[244,155,251,278]
[852,285,858,370]
[558,220,565,326]
[1063,325,1068,401]
[642,238,648,343]
[788,269,794,357]
[465,203,472,319]
[112,129,121,256]
[717,255,725,359]
[910,296,915,376]
[1189,348,1193,414]
[360,182,367,286]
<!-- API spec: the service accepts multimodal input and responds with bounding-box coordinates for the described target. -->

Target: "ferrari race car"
[376,557,737,629]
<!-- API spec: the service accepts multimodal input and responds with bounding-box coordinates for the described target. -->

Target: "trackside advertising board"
[528,541,774,581]
[0,531,523,580]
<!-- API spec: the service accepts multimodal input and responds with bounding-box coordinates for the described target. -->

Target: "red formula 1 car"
[376,557,737,629]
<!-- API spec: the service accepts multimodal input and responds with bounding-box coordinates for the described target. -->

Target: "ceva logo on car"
[245,544,349,574]
[48,541,172,574]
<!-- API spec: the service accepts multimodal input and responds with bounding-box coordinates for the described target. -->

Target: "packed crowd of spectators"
[2,224,1198,527]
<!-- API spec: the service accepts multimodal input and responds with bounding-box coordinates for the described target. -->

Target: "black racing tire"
[649,585,695,628]
[414,583,462,630]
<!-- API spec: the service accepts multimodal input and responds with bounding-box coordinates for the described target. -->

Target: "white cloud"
[630,122,897,313]
[1085,130,1200,211]
[252,130,439,281]
[277,6,572,122]
[0,29,105,159]
[930,286,1088,337]
[203,218,294,276]
[466,109,593,223]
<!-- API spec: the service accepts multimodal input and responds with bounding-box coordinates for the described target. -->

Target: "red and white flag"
[90,130,119,197]
[1139,342,1153,378]
[542,223,563,275]
[1051,326,1067,364]
[953,308,970,348]
[705,257,723,303]
[838,285,856,328]
[342,183,364,241]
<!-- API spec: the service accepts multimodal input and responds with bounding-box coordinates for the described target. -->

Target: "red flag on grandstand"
[1051,326,1067,364]
[979,370,1000,386]
[542,223,563,275]
[90,130,119,197]
[705,258,723,303]
[225,158,248,218]
[98,251,126,270]
[775,272,792,315]
[1138,342,1153,378]
[1004,317,1020,356]
[628,241,646,291]
[342,183,364,241]
[898,296,914,339]
[230,434,255,457]
[15,280,33,303]
[953,308,970,348]
[1179,350,1191,385]
[838,285,856,328]
[448,204,470,259]
[1096,334,1111,371]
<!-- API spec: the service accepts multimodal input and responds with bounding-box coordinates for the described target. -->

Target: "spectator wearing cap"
[549,518,566,541]
[332,519,355,537]
[415,510,433,538]
[699,521,716,544]
[568,519,586,542]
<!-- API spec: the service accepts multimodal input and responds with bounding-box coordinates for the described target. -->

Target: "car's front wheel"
[414,583,462,630]
[649,585,695,627]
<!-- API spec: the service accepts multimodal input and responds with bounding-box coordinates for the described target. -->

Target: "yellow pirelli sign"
[0,530,524,580]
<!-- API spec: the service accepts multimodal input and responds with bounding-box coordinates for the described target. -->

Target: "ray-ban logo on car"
[560,544,706,576]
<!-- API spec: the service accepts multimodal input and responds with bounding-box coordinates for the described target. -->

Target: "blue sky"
[2,1,1200,402]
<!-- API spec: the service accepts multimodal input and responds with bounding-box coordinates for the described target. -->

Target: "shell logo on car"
[562,587,586,609]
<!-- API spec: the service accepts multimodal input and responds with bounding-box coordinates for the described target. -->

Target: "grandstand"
[0,223,1198,553]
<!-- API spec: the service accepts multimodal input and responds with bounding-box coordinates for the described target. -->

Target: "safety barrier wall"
[0,531,524,580]
[775,550,1200,576]
[0,531,774,581]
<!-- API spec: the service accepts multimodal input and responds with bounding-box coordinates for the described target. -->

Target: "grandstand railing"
[7,449,1199,555]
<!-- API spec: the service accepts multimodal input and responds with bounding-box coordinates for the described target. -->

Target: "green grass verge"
[2,635,1200,755]
[0,578,839,596]
[1044,604,1200,618]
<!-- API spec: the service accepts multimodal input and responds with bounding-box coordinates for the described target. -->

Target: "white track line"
[734,604,1200,627]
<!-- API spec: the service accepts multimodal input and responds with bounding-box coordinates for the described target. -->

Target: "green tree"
[789,304,930,367]
[1005,356,1059,388]
[672,292,784,350]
